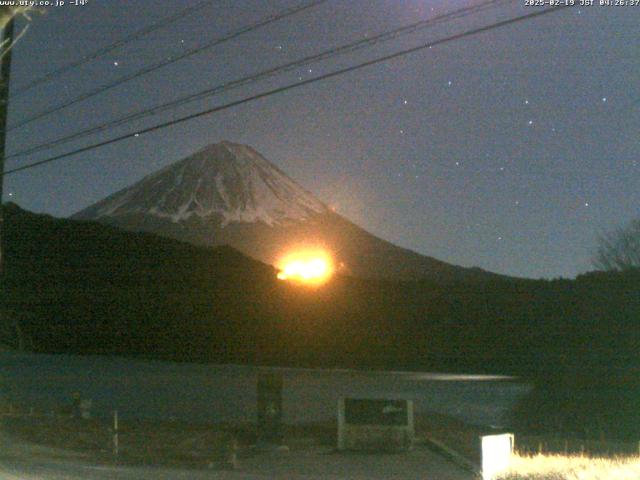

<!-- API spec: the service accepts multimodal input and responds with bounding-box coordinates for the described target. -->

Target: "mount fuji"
[73,141,499,282]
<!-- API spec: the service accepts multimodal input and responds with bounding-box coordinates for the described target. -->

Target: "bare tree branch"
[593,219,640,271]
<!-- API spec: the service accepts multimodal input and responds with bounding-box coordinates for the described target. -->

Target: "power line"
[2,5,571,178]
[14,0,221,96]
[7,0,510,160]
[8,0,329,131]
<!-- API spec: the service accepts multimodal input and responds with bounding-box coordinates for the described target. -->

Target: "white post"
[113,410,119,456]
[407,400,415,449]
[337,399,346,451]
[481,433,514,480]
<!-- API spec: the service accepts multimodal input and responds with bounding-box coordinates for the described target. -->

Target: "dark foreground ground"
[1,412,489,466]
[0,414,474,479]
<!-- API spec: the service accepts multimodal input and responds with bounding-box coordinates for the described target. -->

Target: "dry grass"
[515,435,639,457]
[412,413,640,479]
[497,453,640,480]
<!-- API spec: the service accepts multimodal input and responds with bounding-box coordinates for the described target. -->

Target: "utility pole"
[0,18,14,273]
[0,19,14,349]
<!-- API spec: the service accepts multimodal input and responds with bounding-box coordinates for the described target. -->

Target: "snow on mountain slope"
[76,141,328,227]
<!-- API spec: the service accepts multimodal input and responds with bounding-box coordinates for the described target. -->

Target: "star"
[584,202,590,207]
[447,80,452,87]
[403,100,408,105]
[113,61,119,66]
[524,99,529,105]
[528,120,534,126]
[601,97,607,103]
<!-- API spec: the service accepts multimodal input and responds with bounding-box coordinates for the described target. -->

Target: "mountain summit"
[75,141,328,227]
[73,141,500,282]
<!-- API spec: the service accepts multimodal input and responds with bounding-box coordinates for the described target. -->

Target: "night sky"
[3,0,639,279]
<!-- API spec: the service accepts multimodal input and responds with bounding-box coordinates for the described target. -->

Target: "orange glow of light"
[276,250,334,285]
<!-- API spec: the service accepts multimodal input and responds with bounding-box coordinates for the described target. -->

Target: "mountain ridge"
[73,141,505,282]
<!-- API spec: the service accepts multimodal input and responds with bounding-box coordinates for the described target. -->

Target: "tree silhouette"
[594,219,640,271]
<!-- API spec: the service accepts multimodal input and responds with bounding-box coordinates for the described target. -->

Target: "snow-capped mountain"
[73,141,500,282]
[76,142,328,227]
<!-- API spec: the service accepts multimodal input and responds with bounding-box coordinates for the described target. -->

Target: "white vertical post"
[481,433,514,480]
[337,399,346,451]
[113,410,119,456]
[406,400,415,450]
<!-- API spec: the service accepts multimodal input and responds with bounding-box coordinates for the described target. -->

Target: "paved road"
[0,434,474,479]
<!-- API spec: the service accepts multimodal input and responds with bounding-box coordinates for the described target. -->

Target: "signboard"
[338,398,414,451]
[256,372,283,445]
[344,399,408,426]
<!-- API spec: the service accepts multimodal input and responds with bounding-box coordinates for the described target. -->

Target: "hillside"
[2,203,639,378]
